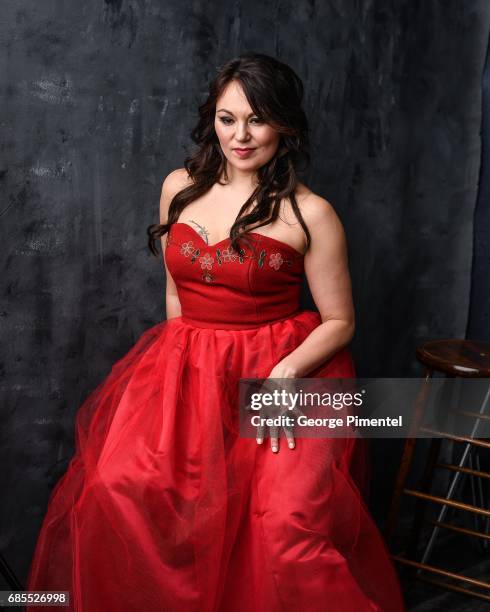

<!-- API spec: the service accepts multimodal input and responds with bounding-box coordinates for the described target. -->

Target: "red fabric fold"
[26,312,404,611]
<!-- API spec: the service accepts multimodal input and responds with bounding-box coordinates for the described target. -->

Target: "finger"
[256,421,265,444]
[283,424,295,449]
[269,425,279,453]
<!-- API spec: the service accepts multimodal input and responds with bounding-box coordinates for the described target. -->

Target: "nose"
[234,121,251,142]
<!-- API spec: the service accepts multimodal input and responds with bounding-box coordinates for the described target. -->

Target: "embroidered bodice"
[164,223,305,329]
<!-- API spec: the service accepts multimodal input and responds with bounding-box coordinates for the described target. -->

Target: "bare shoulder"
[292,186,346,255]
[161,167,193,198]
[295,186,337,224]
[159,168,193,223]
[296,186,343,232]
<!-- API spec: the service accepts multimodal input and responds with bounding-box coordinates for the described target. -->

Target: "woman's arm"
[159,169,189,320]
[270,194,355,378]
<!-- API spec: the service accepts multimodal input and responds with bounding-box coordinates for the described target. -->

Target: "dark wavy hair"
[147,52,312,257]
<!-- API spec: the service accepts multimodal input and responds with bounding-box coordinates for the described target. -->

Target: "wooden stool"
[386,339,490,602]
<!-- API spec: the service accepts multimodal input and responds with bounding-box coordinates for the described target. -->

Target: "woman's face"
[214,80,280,173]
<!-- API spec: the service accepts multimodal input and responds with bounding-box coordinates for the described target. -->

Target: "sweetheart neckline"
[171,222,305,258]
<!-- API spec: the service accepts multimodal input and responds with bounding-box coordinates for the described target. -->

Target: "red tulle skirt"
[26,311,405,611]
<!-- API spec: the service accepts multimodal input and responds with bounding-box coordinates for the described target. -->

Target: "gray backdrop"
[1,0,490,587]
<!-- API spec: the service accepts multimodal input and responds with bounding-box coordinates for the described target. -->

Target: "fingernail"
[272,446,278,453]
[257,438,263,444]
[288,442,295,449]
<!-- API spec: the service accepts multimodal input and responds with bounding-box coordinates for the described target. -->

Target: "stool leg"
[419,380,490,565]
[0,551,24,590]
[467,451,488,554]
[474,451,490,552]
[419,441,472,566]
[468,451,479,536]
[385,368,433,545]
[407,436,443,559]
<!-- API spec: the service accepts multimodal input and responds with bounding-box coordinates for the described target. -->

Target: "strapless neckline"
[171,222,305,258]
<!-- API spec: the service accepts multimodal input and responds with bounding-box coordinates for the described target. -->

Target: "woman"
[26,53,405,611]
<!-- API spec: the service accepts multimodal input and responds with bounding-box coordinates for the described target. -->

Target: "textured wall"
[467,34,490,341]
[1,0,490,586]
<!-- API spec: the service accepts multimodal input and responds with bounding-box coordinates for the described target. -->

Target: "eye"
[218,116,264,125]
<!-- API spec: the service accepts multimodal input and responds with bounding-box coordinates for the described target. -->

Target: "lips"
[233,147,256,158]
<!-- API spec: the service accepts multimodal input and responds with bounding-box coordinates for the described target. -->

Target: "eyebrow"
[216,108,257,117]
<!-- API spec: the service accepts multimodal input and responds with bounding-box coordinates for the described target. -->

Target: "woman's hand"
[255,361,304,453]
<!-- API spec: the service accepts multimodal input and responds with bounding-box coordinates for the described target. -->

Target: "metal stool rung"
[418,427,490,449]
[436,461,490,479]
[427,519,490,540]
[403,488,490,516]
[417,575,490,602]
[452,408,490,422]
[392,555,490,590]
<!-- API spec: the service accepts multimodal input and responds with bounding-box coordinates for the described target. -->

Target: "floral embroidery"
[169,233,300,283]
[180,240,202,265]
[199,252,214,270]
[221,247,239,263]
[269,252,284,270]
[180,241,195,257]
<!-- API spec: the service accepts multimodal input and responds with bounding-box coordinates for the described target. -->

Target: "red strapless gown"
[26,222,405,611]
